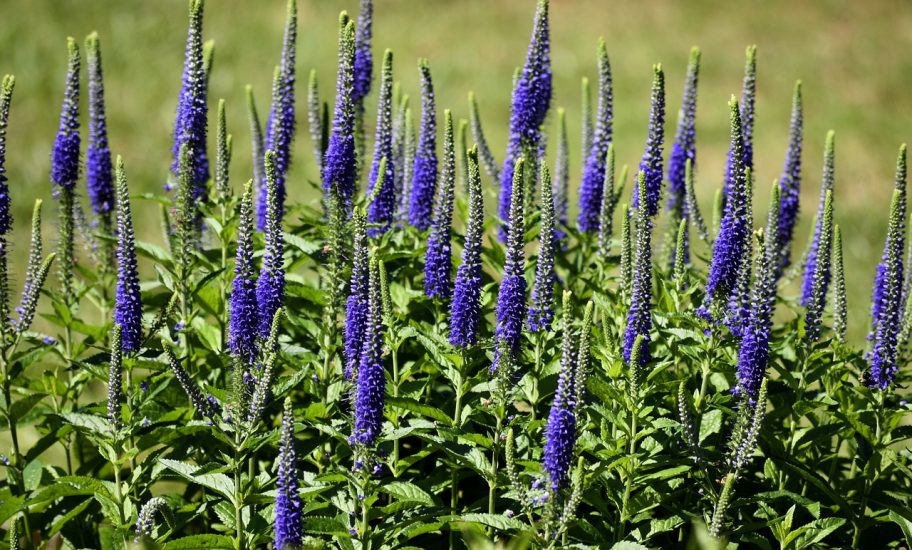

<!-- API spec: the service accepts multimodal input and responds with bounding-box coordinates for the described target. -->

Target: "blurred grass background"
[2,0,912,343]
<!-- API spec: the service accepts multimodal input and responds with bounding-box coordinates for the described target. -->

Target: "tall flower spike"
[553,108,569,241]
[85,33,114,225]
[399,106,417,221]
[257,151,285,337]
[0,74,15,235]
[832,225,847,343]
[16,201,54,333]
[344,210,369,379]
[723,168,754,336]
[367,50,396,235]
[259,0,297,230]
[577,39,613,232]
[804,190,833,341]
[528,164,556,332]
[867,145,906,390]
[274,398,303,550]
[543,300,592,491]
[498,0,551,238]
[307,69,324,174]
[107,325,123,427]
[458,118,469,190]
[229,180,259,364]
[723,46,757,198]
[352,0,373,103]
[623,172,653,365]
[581,77,593,161]
[170,0,210,197]
[597,146,619,254]
[323,14,357,211]
[425,110,455,299]
[492,159,528,372]
[632,64,665,217]
[391,94,409,214]
[352,253,385,446]
[407,59,438,230]
[468,91,500,182]
[246,85,265,197]
[214,99,232,203]
[700,97,750,321]
[450,147,485,347]
[113,157,143,353]
[52,38,81,192]
[800,131,836,306]
[684,159,710,243]
[165,346,219,419]
[620,204,632,292]
[777,81,803,269]
[735,184,781,399]
[666,47,700,266]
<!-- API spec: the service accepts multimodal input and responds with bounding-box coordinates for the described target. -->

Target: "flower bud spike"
[113,156,143,353]
[450,147,485,347]
[425,110,456,300]
[578,39,613,232]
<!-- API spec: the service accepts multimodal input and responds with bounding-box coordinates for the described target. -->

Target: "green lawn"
[2,0,911,342]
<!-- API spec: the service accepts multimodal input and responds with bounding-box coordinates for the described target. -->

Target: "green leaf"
[379,481,436,506]
[890,510,912,547]
[162,535,235,549]
[387,396,451,424]
[159,458,236,502]
[8,393,47,422]
[457,513,525,532]
[300,516,350,535]
[61,412,111,436]
[23,459,43,492]
[698,409,723,443]
[609,543,650,550]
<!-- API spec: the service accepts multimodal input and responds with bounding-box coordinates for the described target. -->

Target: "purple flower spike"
[776,81,803,270]
[723,46,757,199]
[352,0,373,102]
[367,50,396,235]
[449,147,485,347]
[800,131,835,306]
[492,159,528,372]
[352,256,385,446]
[323,14,357,211]
[51,38,81,191]
[85,33,114,220]
[258,0,298,230]
[256,151,285,338]
[228,181,260,364]
[498,0,551,240]
[274,398,303,550]
[408,59,437,230]
[623,172,654,365]
[425,111,456,300]
[0,75,15,234]
[632,64,666,218]
[528,165,556,332]
[666,47,700,265]
[577,39,613,232]
[344,211,369,380]
[170,0,210,197]
[113,158,143,353]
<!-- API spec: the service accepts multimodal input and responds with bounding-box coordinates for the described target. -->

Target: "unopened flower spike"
[673,219,688,284]
[274,397,303,550]
[323,13,357,211]
[258,0,297,229]
[724,167,754,336]
[498,0,551,240]
[734,183,780,399]
[450,147,485,347]
[307,69,324,174]
[165,346,219,419]
[553,108,569,242]
[632,64,665,217]
[257,151,286,337]
[620,204,632,292]
[777,81,803,270]
[867,144,906,390]
[699,96,750,322]
[170,0,210,199]
[107,325,124,427]
[832,225,848,343]
[344,209,369,379]
[0,74,13,235]
[804,190,834,341]
[391,93,409,213]
[367,50,396,235]
[114,157,143,353]
[684,158,710,243]
[468,91,500,182]
[623,171,653,365]
[17,201,54,333]
[228,180,259,364]
[425,110,456,300]
[214,99,232,203]
[408,59,438,230]
[666,47,700,265]
[85,33,115,233]
[399,106,417,221]
[248,308,284,420]
[800,130,836,306]
[352,252,385,446]
[528,164,556,332]
[458,118,469,190]
[723,45,757,199]
[578,39,613,232]
[492,158,528,372]
[245,85,265,197]
[135,498,172,540]
[581,76,593,160]
[52,38,81,303]
[597,143,617,254]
